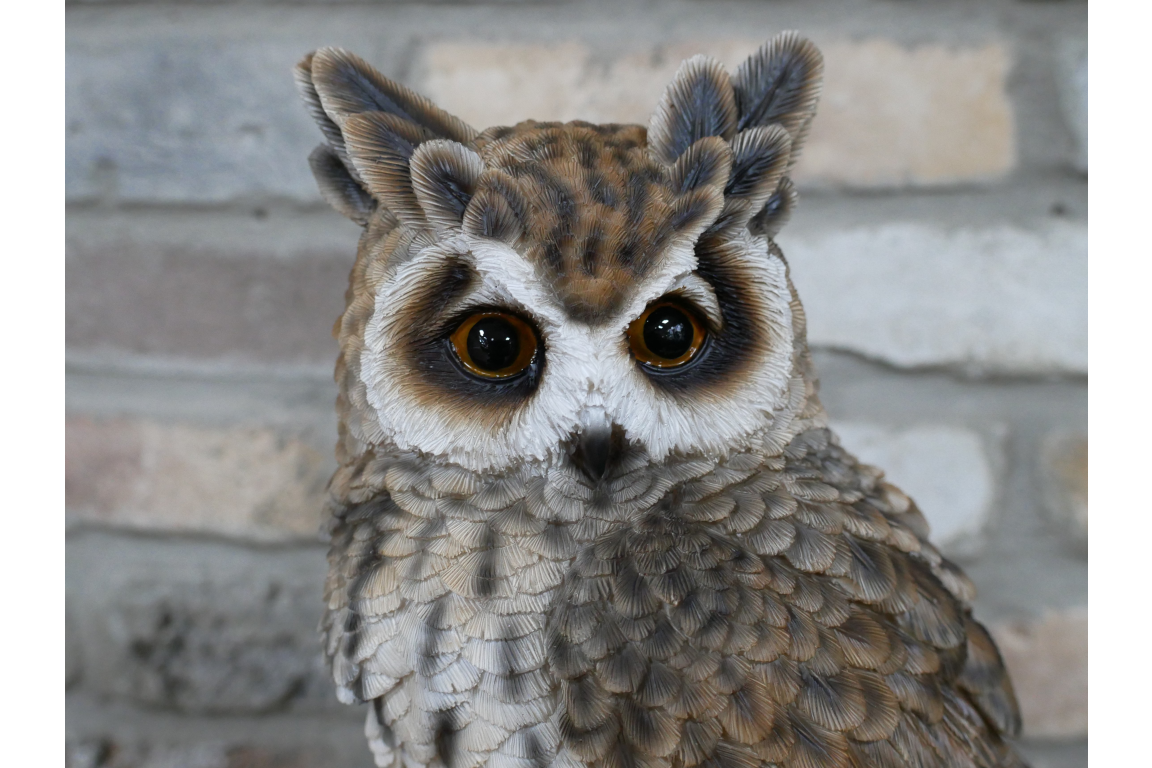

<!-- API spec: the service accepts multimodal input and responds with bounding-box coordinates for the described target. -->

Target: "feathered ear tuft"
[706,125,792,237]
[308,48,477,144]
[667,136,733,240]
[308,145,376,225]
[342,112,435,227]
[296,53,372,221]
[295,47,478,225]
[648,34,822,239]
[649,55,738,165]
[409,140,485,233]
[732,32,823,164]
[728,33,822,239]
[295,53,350,165]
[669,134,733,194]
[728,126,792,203]
[751,176,798,238]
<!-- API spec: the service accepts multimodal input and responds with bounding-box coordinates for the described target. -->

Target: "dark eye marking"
[632,241,768,396]
[393,258,545,415]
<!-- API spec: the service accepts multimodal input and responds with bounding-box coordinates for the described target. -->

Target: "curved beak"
[570,408,620,483]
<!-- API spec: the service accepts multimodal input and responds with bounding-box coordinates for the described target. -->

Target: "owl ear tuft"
[706,125,792,237]
[341,112,435,226]
[308,145,376,225]
[728,126,791,202]
[295,53,351,167]
[649,55,738,166]
[669,135,733,194]
[295,47,478,225]
[732,32,823,164]
[409,141,485,233]
[751,177,798,238]
[308,48,477,145]
[724,33,822,239]
[667,136,732,239]
[296,53,372,222]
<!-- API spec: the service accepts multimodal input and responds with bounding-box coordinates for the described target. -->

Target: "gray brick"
[1055,39,1088,174]
[783,219,1086,375]
[67,532,336,714]
[66,209,356,366]
[67,602,83,689]
[65,364,336,435]
[1038,431,1088,556]
[990,608,1088,738]
[67,690,369,768]
[1017,740,1087,768]
[67,33,322,204]
[65,739,359,768]
[66,415,333,542]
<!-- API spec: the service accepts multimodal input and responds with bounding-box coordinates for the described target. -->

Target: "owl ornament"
[295,34,1026,768]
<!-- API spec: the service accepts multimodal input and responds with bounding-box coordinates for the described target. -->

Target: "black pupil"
[643,306,694,360]
[467,317,521,371]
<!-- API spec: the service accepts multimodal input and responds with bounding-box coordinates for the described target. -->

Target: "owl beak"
[574,427,614,482]
[570,409,621,483]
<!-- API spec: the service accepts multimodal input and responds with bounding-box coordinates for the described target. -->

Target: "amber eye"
[628,301,707,368]
[449,311,538,379]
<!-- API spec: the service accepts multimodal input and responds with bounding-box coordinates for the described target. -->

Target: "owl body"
[297,36,1025,768]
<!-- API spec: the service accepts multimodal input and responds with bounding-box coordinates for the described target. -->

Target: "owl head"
[297,35,826,479]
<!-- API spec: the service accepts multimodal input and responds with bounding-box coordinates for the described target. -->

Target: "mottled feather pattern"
[324,429,1023,768]
[296,31,1027,768]
[472,122,695,321]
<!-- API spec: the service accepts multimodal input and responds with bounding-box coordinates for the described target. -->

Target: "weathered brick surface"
[67,605,83,688]
[1055,38,1088,174]
[421,38,1015,188]
[66,34,322,204]
[834,422,994,551]
[990,608,1088,739]
[66,210,355,366]
[1039,432,1088,555]
[67,533,336,714]
[66,740,346,768]
[67,690,370,768]
[783,220,1087,374]
[802,39,1014,187]
[1016,740,1087,768]
[67,416,332,541]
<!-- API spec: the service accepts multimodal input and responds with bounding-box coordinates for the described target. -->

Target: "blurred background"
[65,1,1087,766]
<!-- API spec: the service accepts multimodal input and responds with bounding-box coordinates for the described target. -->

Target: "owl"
[295,33,1025,768]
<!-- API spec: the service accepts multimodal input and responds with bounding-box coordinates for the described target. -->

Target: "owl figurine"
[295,33,1025,768]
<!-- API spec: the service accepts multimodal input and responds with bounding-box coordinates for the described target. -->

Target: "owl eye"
[449,311,539,379]
[628,300,707,369]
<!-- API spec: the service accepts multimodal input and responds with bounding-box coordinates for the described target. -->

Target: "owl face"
[297,42,824,477]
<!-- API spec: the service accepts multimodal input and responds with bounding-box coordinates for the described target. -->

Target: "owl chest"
[352,505,585,766]
[348,461,763,766]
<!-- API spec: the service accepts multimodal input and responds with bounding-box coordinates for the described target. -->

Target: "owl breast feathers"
[295,33,1027,768]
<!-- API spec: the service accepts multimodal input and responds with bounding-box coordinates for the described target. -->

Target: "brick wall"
[65,1,1087,766]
